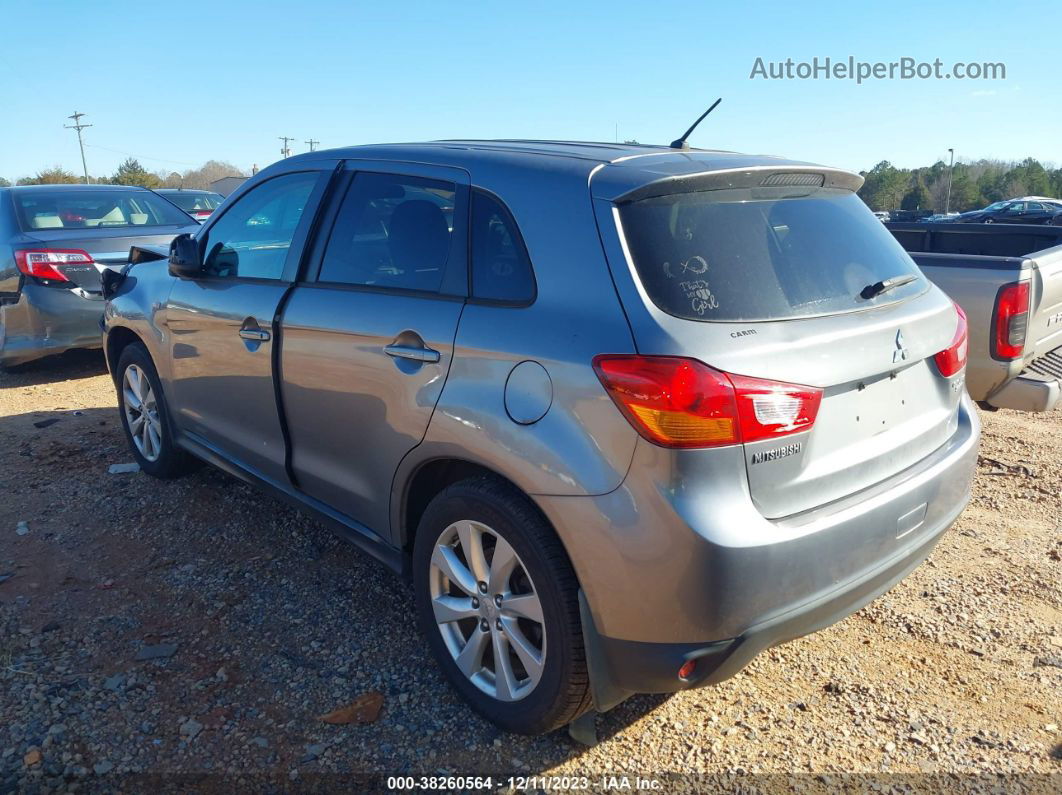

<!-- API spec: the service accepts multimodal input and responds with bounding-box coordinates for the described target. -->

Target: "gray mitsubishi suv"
[103,141,980,735]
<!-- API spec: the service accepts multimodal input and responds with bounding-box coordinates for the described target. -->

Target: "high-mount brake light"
[933,302,969,377]
[592,355,821,449]
[14,249,94,282]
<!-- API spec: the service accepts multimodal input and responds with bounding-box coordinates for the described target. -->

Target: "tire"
[115,342,200,478]
[413,476,591,734]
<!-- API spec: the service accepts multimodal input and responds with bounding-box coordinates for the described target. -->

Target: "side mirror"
[168,234,203,278]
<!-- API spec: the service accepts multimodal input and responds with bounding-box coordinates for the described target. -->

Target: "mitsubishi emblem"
[893,329,909,363]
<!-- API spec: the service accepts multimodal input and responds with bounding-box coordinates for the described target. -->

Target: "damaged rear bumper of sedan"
[0,283,105,367]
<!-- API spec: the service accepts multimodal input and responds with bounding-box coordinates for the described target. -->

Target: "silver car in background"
[102,141,979,735]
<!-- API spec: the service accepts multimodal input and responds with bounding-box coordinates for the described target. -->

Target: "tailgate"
[595,176,966,520]
[1027,245,1062,360]
[646,295,964,519]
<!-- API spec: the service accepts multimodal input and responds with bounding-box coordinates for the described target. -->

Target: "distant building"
[211,176,248,197]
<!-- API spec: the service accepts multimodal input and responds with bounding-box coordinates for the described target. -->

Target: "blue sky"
[0,1,1056,182]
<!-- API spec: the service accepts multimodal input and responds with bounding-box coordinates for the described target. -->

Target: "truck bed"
[887,223,1062,411]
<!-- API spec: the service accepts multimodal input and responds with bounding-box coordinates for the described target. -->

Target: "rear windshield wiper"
[860,273,918,300]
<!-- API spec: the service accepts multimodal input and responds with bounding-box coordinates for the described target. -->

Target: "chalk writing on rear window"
[680,279,719,315]
[663,255,709,279]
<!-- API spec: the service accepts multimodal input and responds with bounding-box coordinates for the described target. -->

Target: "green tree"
[1009,158,1052,197]
[901,178,931,210]
[1050,168,1062,200]
[948,169,982,212]
[17,166,81,185]
[0,177,10,188]
[111,158,160,188]
[858,161,910,211]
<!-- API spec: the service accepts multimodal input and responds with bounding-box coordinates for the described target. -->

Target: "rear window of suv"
[617,187,926,321]
[14,189,192,230]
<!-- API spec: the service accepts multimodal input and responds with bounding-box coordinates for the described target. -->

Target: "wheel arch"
[105,325,146,385]
[396,456,566,564]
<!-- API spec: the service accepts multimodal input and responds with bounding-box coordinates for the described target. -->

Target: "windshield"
[14,189,192,230]
[983,201,1009,212]
[162,192,224,212]
[617,187,926,322]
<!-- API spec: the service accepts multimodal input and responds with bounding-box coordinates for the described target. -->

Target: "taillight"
[933,302,969,377]
[192,210,211,220]
[592,355,821,449]
[14,249,94,282]
[993,282,1029,360]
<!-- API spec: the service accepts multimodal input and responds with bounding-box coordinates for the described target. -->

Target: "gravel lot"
[1,350,1060,792]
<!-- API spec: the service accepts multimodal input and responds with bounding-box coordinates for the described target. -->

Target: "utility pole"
[278,136,295,158]
[65,111,92,184]
[305,138,319,152]
[944,148,955,215]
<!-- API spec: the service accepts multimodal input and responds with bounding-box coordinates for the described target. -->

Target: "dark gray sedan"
[0,184,197,367]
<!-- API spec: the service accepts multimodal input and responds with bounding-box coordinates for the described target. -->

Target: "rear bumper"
[538,395,980,704]
[987,348,1062,411]
[0,284,104,366]
[583,502,954,700]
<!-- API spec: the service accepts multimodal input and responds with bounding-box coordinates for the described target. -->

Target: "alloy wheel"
[122,364,162,462]
[428,520,546,701]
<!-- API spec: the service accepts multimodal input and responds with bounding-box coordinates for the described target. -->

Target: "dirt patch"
[1,352,1060,790]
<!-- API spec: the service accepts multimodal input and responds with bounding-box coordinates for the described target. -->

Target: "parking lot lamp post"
[944,148,955,215]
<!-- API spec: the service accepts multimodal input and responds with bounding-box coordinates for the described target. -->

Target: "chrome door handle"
[384,343,440,363]
[239,328,270,342]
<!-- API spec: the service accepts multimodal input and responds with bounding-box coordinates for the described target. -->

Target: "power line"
[305,138,319,152]
[64,111,92,184]
[83,143,200,168]
[279,136,295,158]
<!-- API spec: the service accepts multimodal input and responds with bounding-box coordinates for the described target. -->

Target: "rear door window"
[617,187,926,322]
[319,172,458,294]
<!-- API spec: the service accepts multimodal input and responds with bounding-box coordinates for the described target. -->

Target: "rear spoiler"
[100,244,170,299]
[612,166,864,204]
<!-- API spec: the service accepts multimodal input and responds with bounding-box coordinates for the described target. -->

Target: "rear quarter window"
[471,191,535,304]
[617,187,926,322]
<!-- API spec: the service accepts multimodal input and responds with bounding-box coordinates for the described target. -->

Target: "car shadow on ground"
[0,349,109,388]
[1,404,675,781]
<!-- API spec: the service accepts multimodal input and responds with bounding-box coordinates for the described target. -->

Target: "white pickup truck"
[888,222,1062,412]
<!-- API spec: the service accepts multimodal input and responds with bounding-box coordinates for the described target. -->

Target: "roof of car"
[154,188,219,194]
[281,140,861,200]
[5,183,151,192]
[296,139,768,167]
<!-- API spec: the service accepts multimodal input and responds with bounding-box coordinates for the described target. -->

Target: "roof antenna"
[670,98,722,150]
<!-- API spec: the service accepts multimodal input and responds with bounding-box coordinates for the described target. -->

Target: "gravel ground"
[1,350,1060,793]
